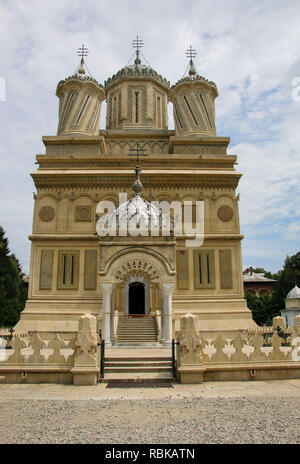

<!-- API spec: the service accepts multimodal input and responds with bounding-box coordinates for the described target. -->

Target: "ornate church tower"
[169,46,217,136]
[56,45,105,136]
[105,37,169,130]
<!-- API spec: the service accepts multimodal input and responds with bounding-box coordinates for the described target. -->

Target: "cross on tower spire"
[185,45,197,77]
[128,143,148,195]
[128,143,148,166]
[77,44,89,59]
[132,35,144,66]
[77,44,89,74]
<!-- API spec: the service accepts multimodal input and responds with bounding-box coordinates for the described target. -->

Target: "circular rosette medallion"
[76,206,91,221]
[39,206,55,222]
[217,205,234,222]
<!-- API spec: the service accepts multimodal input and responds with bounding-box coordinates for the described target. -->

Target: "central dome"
[104,61,170,92]
[104,48,170,130]
[96,167,169,236]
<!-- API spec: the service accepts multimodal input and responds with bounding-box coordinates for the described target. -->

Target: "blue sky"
[0,0,299,273]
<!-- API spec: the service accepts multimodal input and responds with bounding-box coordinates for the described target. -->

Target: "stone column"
[161,283,174,345]
[101,283,112,346]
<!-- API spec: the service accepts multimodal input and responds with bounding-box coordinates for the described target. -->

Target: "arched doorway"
[129,282,145,315]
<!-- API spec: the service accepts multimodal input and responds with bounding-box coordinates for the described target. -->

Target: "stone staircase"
[116,315,158,343]
[102,355,174,383]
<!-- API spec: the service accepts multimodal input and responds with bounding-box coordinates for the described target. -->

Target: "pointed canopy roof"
[96,165,168,236]
[104,37,170,92]
[56,44,103,96]
[286,285,300,299]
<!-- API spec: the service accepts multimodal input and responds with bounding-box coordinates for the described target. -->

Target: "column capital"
[162,283,174,296]
[101,283,113,295]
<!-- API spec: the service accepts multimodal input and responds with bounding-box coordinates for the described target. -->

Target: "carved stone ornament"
[39,205,55,222]
[217,205,234,222]
[75,206,92,222]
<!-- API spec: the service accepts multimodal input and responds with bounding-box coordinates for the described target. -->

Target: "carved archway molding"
[99,250,175,344]
[99,247,176,279]
[115,262,160,284]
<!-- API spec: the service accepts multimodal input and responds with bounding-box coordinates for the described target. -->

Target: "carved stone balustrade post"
[177,313,205,383]
[71,314,98,385]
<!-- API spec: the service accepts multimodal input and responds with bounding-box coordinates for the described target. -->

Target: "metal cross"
[77,44,89,59]
[185,45,197,60]
[128,143,148,166]
[132,35,144,52]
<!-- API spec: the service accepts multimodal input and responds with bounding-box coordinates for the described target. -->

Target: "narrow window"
[174,104,183,128]
[113,96,117,128]
[157,96,162,128]
[199,94,212,127]
[71,255,75,285]
[76,95,90,124]
[199,256,202,284]
[206,254,210,284]
[194,250,215,289]
[184,96,198,125]
[58,252,79,290]
[63,255,67,285]
[135,92,139,123]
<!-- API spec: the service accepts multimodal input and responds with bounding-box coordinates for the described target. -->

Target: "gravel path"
[0,396,299,444]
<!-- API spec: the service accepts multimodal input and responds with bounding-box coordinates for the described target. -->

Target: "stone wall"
[0,314,99,385]
[176,314,300,383]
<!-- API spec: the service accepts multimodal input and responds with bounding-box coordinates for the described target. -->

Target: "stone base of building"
[71,367,99,386]
[15,297,257,336]
[177,366,205,383]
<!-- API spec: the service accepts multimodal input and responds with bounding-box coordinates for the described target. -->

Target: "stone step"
[117,335,157,338]
[118,324,156,328]
[106,357,172,362]
[104,366,173,373]
[117,339,157,342]
[118,325,156,328]
[105,361,172,367]
[117,336,157,340]
[118,324,156,327]
[99,372,175,383]
[117,330,156,333]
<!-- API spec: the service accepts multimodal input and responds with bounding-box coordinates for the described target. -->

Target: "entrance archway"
[129,282,145,315]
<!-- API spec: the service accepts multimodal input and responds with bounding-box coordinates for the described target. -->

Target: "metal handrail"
[100,339,105,379]
[172,339,180,378]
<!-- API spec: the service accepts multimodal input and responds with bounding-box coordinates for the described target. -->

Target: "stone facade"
[15,46,257,340]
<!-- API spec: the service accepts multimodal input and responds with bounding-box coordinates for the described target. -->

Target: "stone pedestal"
[71,314,99,386]
[177,313,204,383]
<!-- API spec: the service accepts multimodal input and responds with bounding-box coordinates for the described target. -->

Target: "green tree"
[0,226,27,327]
[246,293,278,326]
[270,253,300,316]
[284,252,300,271]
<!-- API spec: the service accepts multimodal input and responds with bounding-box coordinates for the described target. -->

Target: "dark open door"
[129,282,145,315]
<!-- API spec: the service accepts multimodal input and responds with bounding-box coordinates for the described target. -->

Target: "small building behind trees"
[243,267,277,297]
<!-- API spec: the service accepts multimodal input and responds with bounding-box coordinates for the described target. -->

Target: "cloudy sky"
[0,0,299,274]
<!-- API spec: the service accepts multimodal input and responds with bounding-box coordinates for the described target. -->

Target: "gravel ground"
[0,396,299,444]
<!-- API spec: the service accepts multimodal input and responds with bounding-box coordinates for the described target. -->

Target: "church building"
[15,39,257,343]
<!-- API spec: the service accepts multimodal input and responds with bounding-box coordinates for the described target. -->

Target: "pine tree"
[0,226,27,327]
